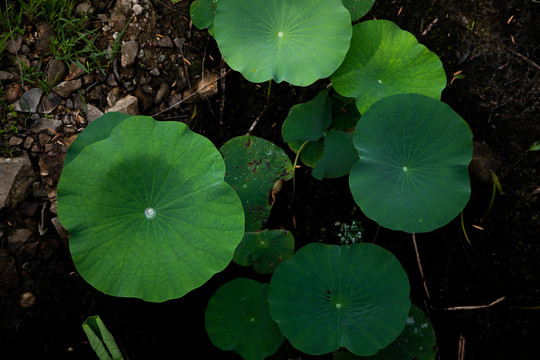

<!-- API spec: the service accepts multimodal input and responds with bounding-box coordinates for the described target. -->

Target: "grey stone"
[52,79,82,98]
[85,104,104,123]
[107,87,122,108]
[65,98,73,110]
[45,59,67,87]
[150,68,160,76]
[8,136,23,146]
[29,118,63,133]
[157,35,173,48]
[107,95,139,115]
[133,4,143,16]
[7,228,33,252]
[21,44,30,54]
[37,93,62,114]
[72,94,85,110]
[0,151,37,210]
[0,71,15,81]
[173,37,186,49]
[6,34,22,54]
[106,73,118,87]
[155,82,169,104]
[121,41,138,67]
[75,0,92,16]
[35,21,55,55]
[23,136,35,149]
[14,88,43,113]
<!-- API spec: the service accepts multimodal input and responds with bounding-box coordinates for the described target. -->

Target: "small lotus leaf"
[349,94,473,233]
[82,316,124,360]
[268,243,411,356]
[233,229,295,274]
[214,0,352,86]
[311,129,358,180]
[57,116,245,302]
[190,0,218,33]
[282,89,333,143]
[205,278,283,360]
[333,304,436,360]
[288,140,325,168]
[220,135,293,232]
[331,20,447,114]
[342,0,375,21]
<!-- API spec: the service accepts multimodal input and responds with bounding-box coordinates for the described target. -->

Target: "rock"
[82,74,94,85]
[6,83,23,103]
[52,79,82,98]
[23,136,35,149]
[45,59,67,87]
[106,87,122,108]
[37,93,62,114]
[106,95,139,115]
[0,249,19,289]
[155,82,169,104]
[6,34,23,54]
[38,133,52,146]
[106,73,118,87]
[72,94,85,110]
[0,71,15,81]
[173,37,186,49]
[0,151,37,210]
[65,60,86,81]
[8,136,23,146]
[133,4,143,16]
[150,68,160,76]
[29,118,63,133]
[75,0,92,16]
[7,228,33,252]
[13,88,43,113]
[168,91,183,109]
[183,72,219,102]
[121,40,138,67]
[157,35,173,48]
[19,292,37,308]
[85,104,104,122]
[35,21,55,55]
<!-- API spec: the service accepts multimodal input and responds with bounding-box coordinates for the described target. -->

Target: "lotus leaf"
[233,229,295,274]
[268,243,411,356]
[220,135,293,232]
[349,94,473,233]
[57,115,245,302]
[331,20,447,114]
[205,278,283,360]
[214,0,352,86]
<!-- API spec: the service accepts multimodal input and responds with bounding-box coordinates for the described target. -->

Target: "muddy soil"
[0,0,539,359]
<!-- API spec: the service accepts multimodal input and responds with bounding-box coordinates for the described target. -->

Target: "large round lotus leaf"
[331,20,447,114]
[268,243,410,356]
[334,304,436,360]
[214,0,352,86]
[233,229,295,274]
[220,135,293,232]
[57,116,245,302]
[349,94,473,233]
[311,129,358,180]
[342,0,375,21]
[63,111,131,166]
[205,278,283,360]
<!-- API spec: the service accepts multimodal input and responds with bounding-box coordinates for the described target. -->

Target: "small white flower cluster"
[335,219,363,245]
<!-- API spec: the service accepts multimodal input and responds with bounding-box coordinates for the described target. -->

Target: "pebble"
[19,292,36,308]
[107,95,139,115]
[38,133,52,146]
[85,104,104,122]
[52,79,82,98]
[8,136,23,146]
[6,34,23,54]
[106,73,119,87]
[155,82,169,104]
[45,59,67,87]
[121,40,139,67]
[133,4,143,16]
[65,98,73,109]
[156,35,173,48]
[37,93,62,114]
[23,137,35,149]
[6,83,23,103]
[150,68,160,76]
[35,21,55,55]
[14,88,43,113]
[0,71,15,80]
[29,118,62,133]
